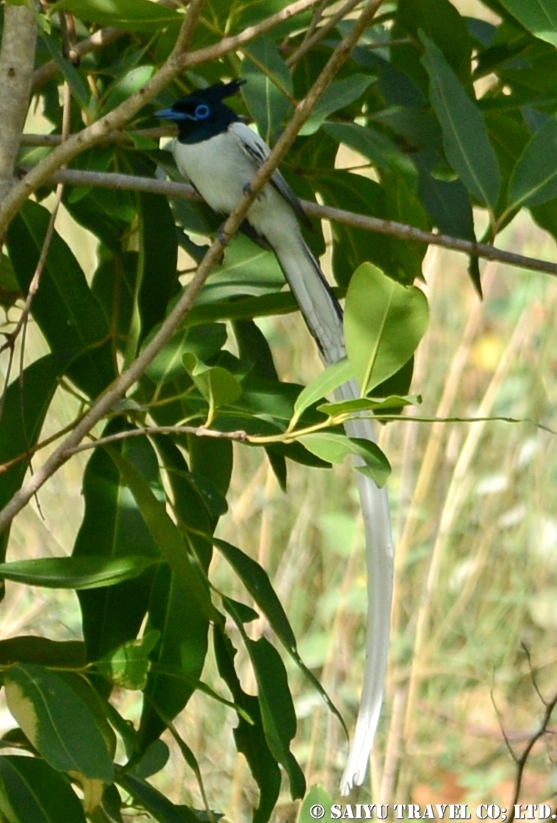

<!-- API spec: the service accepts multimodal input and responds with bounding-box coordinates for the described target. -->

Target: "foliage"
[0,0,557,820]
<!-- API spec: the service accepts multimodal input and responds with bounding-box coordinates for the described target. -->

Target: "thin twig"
[33,166,557,278]
[20,127,173,146]
[508,695,557,814]
[287,0,363,68]
[68,426,249,455]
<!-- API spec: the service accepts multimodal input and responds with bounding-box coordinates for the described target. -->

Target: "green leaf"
[7,201,116,398]
[136,191,178,344]
[0,353,71,562]
[94,443,213,746]
[297,433,391,487]
[127,740,169,780]
[316,170,419,285]
[233,318,279,382]
[74,424,162,664]
[42,36,90,111]
[318,394,419,416]
[99,65,154,116]
[344,263,429,395]
[118,773,200,823]
[144,323,226,390]
[392,0,472,90]
[0,556,158,590]
[214,539,347,735]
[224,601,305,801]
[214,540,296,650]
[97,631,160,690]
[213,627,280,823]
[153,434,219,546]
[0,756,86,823]
[50,0,182,30]
[420,33,501,208]
[498,0,557,47]
[183,354,243,410]
[137,564,210,750]
[293,359,353,419]
[4,664,114,782]
[0,637,85,668]
[242,38,292,144]
[300,75,375,136]
[108,449,217,623]
[508,118,557,209]
[324,122,417,178]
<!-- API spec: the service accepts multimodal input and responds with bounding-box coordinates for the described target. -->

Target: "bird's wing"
[229,122,311,228]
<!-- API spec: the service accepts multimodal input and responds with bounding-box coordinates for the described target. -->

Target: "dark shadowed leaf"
[0,637,85,668]
[242,38,292,144]
[420,33,501,209]
[508,118,557,209]
[0,353,71,562]
[117,773,202,823]
[0,756,86,823]
[213,627,280,823]
[6,201,115,398]
[223,601,306,798]
[73,423,162,664]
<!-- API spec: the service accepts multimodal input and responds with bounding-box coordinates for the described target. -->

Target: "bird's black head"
[156,79,245,144]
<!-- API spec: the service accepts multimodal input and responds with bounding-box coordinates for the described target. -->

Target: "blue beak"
[155,108,186,121]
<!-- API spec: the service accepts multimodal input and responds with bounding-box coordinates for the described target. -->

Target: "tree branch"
[0,4,38,204]
[36,167,557,278]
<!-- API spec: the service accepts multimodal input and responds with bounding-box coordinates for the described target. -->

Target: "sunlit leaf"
[344,263,428,395]
[97,631,160,690]
[498,0,557,47]
[0,555,158,589]
[5,665,114,782]
[293,358,353,419]
[298,433,390,486]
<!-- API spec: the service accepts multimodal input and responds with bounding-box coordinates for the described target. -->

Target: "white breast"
[172,128,301,246]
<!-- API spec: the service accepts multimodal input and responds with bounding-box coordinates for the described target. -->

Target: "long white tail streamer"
[276,237,394,794]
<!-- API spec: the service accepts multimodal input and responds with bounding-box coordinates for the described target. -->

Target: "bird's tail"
[336,378,393,795]
[274,235,394,793]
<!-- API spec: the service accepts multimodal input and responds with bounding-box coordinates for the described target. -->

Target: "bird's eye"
[194,104,210,120]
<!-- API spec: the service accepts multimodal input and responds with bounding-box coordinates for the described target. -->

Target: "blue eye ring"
[194,103,210,120]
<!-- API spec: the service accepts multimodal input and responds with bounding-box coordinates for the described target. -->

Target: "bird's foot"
[217,223,230,246]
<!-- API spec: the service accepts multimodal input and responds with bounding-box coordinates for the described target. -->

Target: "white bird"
[157,78,394,793]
